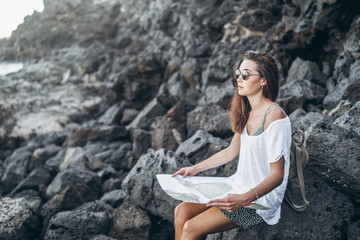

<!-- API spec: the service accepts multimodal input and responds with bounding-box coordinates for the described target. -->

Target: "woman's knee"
[174,203,189,224]
[182,219,201,238]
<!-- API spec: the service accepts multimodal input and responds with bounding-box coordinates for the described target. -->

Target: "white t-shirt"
[231,116,292,225]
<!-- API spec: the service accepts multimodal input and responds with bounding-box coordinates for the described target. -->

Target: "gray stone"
[187,105,232,138]
[11,189,41,199]
[10,111,70,139]
[286,57,327,86]
[30,145,61,170]
[109,202,151,240]
[45,149,67,169]
[101,177,124,194]
[240,9,277,32]
[81,141,132,171]
[165,57,182,76]
[97,103,123,125]
[344,79,360,105]
[298,111,325,133]
[165,72,188,100]
[44,201,110,240]
[156,83,178,109]
[120,108,139,125]
[10,166,56,196]
[130,129,152,168]
[151,104,187,151]
[122,148,190,222]
[151,116,185,151]
[176,130,229,168]
[328,100,352,118]
[204,81,234,109]
[202,55,232,90]
[96,165,117,181]
[207,169,354,239]
[42,185,97,228]
[306,119,360,200]
[63,126,128,147]
[181,59,201,88]
[259,168,354,239]
[91,235,117,240]
[59,147,89,171]
[348,219,360,240]
[278,79,326,113]
[334,50,354,80]
[0,197,40,240]
[343,19,360,58]
[46,168,101,199]
[100,189,129,208]
[0,102,14,126]
[1,0,360,239]
[1,147,34,194]
[350,59,360,80]
[333,101,360,136]
[323,78,356,110]
[288,108,307,131]
[127,97,168,130]
[137,50,163,72]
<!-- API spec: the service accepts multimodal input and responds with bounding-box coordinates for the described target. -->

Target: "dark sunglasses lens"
[242,70,247,80]
[235,69,240,79]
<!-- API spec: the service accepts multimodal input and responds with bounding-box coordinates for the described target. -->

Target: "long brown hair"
[230,50,279,134]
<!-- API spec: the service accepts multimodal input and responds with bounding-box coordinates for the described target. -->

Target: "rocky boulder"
[41,185,98,228]
[207,169,354,239]
[0,197,41,240]
[306,118,360,201]
[187,105,232,138]
[46,168,101,199]
[122,148,190,222]
[175,130,229,166]
[109,202,151,240]
[44,201,111,240]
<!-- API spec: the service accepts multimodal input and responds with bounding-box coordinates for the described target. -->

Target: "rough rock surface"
[0,0,359,239]
[109,202,151,240]
[44,201,111,240]
[122,148,189,221]
[306,119,360,200]
[0,197,41,240]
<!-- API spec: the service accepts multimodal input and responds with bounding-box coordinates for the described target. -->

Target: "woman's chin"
[237,90,245,96]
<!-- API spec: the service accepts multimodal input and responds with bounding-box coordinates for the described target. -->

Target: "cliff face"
[0,0,359,239]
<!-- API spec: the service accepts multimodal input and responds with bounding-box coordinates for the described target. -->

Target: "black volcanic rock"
[0,0,360,239]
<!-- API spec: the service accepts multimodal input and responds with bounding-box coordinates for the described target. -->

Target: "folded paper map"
[156,174,270,210]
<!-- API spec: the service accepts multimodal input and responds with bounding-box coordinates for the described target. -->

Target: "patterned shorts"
[220,207,263,229]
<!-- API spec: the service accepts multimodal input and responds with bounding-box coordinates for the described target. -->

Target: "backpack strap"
[285,130,310,212]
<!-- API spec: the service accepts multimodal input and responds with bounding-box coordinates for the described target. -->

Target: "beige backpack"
[285,130,310,212]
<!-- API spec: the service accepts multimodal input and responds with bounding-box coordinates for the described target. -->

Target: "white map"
[156,174,270,210]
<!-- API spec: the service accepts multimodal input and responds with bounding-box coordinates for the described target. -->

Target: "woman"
[172,50,292,240]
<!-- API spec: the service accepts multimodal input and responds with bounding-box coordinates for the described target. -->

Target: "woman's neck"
[247,95,272,112]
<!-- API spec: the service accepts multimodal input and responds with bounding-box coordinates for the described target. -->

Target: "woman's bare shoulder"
[264,106,287,129]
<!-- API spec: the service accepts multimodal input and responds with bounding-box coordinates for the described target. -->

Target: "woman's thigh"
[175,202,210,222]
[183,207,238,238]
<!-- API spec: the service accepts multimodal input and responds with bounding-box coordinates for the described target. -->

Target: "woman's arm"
[206,156,285,212]
[172,133,241,177]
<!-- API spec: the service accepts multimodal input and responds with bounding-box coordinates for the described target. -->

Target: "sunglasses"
[234,69,261,81]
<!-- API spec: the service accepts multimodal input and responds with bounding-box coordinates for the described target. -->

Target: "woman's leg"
[174,202,210,240]
[181,207,238,240]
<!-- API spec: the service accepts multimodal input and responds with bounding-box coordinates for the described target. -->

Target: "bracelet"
[251,188,259,200]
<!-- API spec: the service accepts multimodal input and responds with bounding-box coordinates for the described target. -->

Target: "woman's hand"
[172,166,197,178]
[206,193,252,212]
